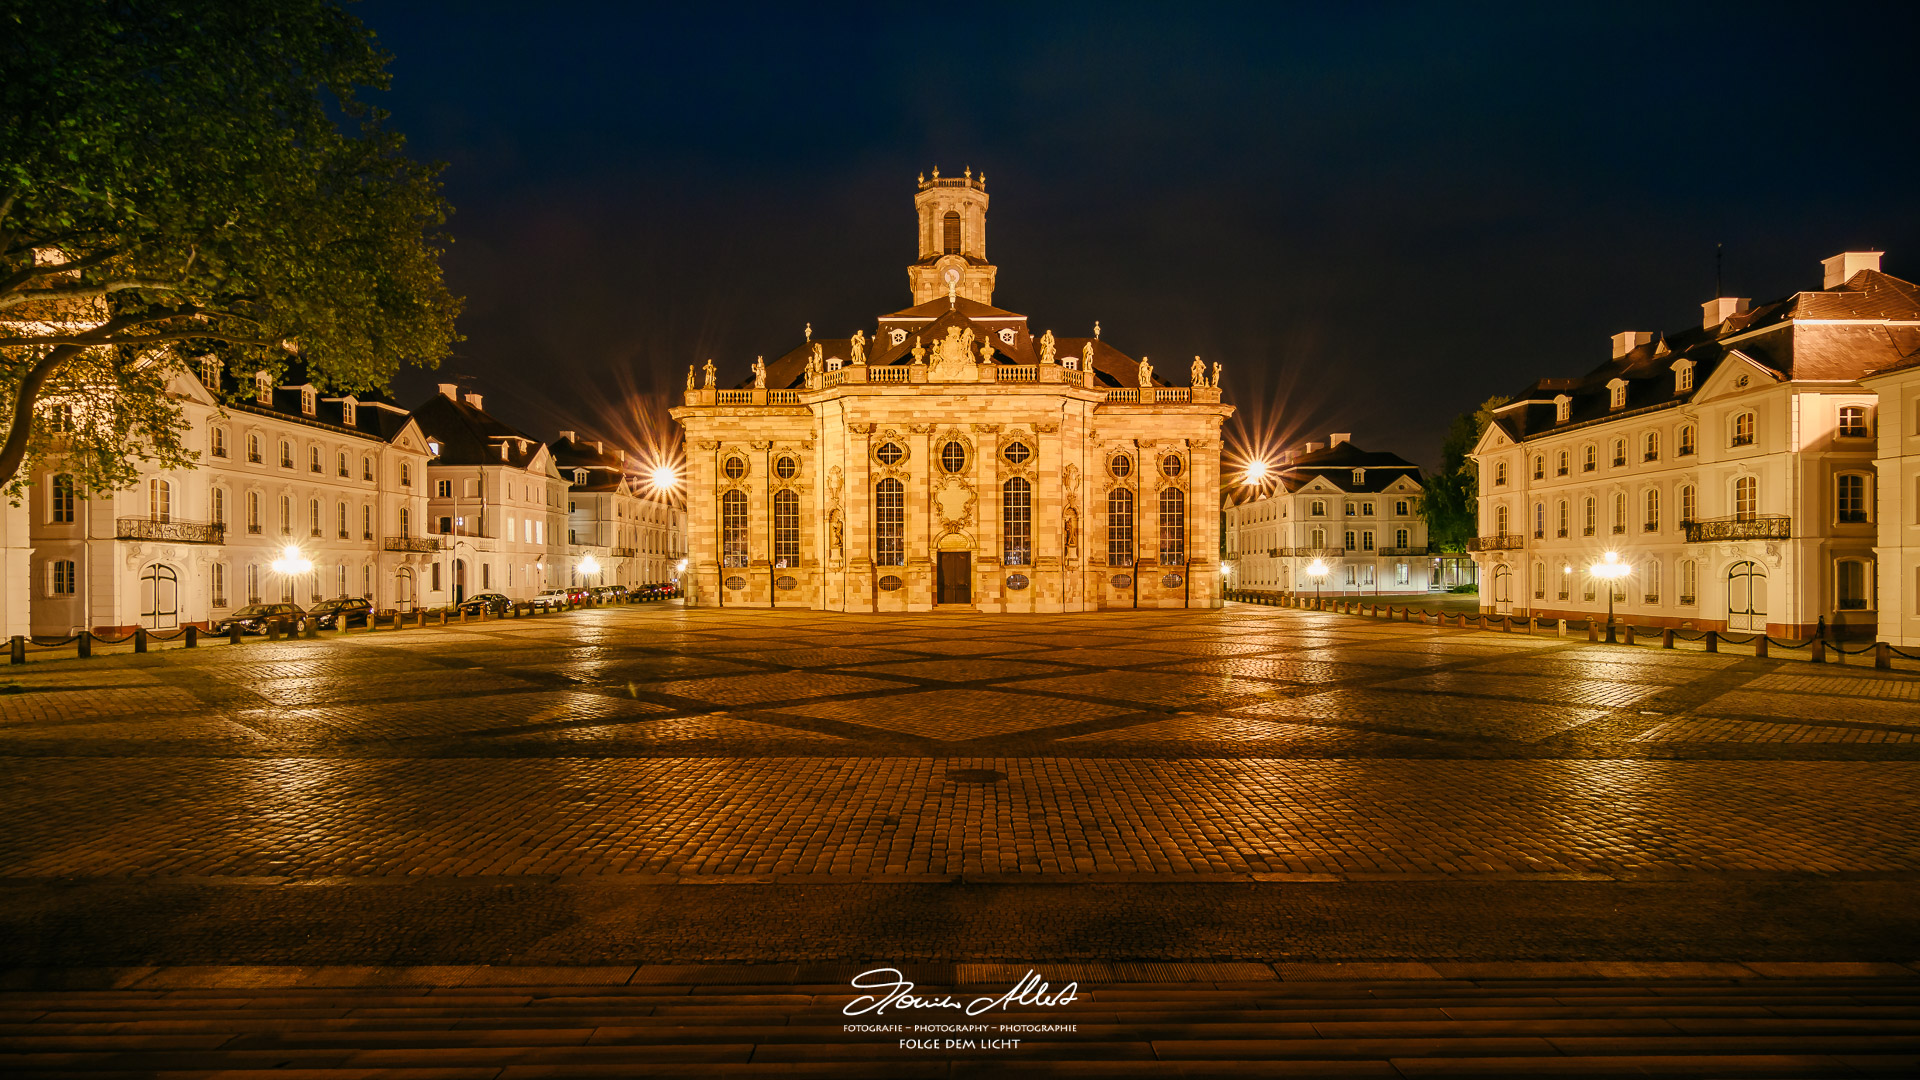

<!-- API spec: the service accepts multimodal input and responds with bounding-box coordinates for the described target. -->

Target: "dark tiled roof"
[203,363,415,443]
[1272,440,1424,495]
[550,435,638,492]
[407,392,546,469]
[1494,268,1920,444]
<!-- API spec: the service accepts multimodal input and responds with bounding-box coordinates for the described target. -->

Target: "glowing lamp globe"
[580,555,601,577]
[1306,559,1328,579]
[650,465,678,490]
[270,544,313,576]
[1244,460,1269,485]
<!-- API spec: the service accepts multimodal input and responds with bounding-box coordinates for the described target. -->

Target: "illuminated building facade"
[1470,252,1916,638]
[551,432,685,589]
[670,173,1234,611]
[1223,436,1431,596]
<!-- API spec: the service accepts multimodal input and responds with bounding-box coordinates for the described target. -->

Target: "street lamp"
[649,464,679,492]
[579,554,601,580]
[269,544,314,630]
[1243,460,1270,485]
[1589,550,1631,643]
[1306,557,1328,609]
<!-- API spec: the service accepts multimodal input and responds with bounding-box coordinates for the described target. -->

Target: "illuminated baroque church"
[670,171,1234,611]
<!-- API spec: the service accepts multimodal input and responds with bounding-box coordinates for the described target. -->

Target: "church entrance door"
[937,552,972,605]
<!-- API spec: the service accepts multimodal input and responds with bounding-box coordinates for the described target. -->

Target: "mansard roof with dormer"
[407,388,556,475]
[197,360,419,445]
[1485,266,1920,447]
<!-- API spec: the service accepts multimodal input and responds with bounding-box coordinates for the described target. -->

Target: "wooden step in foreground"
[3,962,1918,1077]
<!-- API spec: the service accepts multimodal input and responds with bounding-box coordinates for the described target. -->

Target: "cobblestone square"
[4,600,1920,972]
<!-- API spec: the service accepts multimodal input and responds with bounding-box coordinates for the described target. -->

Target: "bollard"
[1704,630,1718,653]
[78,632,91,659]
[185,625,197,648]
[439,610,448,626]
[1622,624,1635,646]
[9,635,23,665]
[1586,622,1597,643]
[458,608,467,623]
[1558,618,1567,637]
[1662,628,1674,650]
[1877,642,1892,671]
[1810,637,1825,664]
[134,627,148,653]
[1754,635,1768,659]
[303,618,318,640]
[266,620,281,642]
[230,623,242,645]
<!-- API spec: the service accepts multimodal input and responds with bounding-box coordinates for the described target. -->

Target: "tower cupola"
[909,166,997,306]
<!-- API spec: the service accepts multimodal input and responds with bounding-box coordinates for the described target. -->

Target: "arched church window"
[943,210,961,254]
[874,478,905,566]
[721,490,748,567]
[941,441,967,474]
[1107,488,1135,567]
[1002,477,1032,566]
[1158,487,1187,565]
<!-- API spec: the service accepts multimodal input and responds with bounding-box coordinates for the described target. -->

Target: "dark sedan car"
[589,585,628,601]
[308,596,373,629]
[212,602,306,635]
[458,592,513,616]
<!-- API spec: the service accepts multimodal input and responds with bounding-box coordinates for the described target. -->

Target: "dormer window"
[300,388,315,416]
[1673,359,1695,393]
[574,469,587,485]
[341,399,356,426]
[1607,378,1628,410]
[1554,394,1571,422]
[499,442,510,462]
[255,372,272,405]
[1352,468,1365,485]
[200,357,221,389]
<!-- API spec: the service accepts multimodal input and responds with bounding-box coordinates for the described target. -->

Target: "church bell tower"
[909,167,997,306]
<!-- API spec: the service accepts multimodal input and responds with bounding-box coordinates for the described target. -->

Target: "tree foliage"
[1421,395,1510,552]
[0,0,461,498]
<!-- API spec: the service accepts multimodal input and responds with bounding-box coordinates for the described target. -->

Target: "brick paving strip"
[3,963,1918,1077]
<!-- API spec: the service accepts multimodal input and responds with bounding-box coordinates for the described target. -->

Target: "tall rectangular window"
[50,559,76,596]
[1643,560,1660,604]
[1837,560,1869,610]
[721,489,749,567]
[1836,474,1868,523]
[210,563,226,607]
[772,489,800,568]
[1158,486,1186,565]
[1002,477,1032,566]
[211,487,226,526]
[50,473,75,523]
[246,564,261,605]
[1107,488,1135,567]
[874,479,904,567]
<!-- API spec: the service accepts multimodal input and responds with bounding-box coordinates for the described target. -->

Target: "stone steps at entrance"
[3,966,1919,1076]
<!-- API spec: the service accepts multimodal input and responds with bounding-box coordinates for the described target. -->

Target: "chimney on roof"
[594,440,603,454]
[1304,441,1324,454]
[1701,297,1750,329]
[558,430,575,443]
[1329,432,1352,447]
[437,382,458,400]
[463,392,483,410]
[1610,331,1653,359]
[1822,251,1883,289]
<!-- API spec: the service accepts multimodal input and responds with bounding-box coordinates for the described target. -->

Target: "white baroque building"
[1863,354,1920,646]
[1470,252,1917,638]
[27,360,436,634]
[409,385,571,605]
[551,432,685,589]
[1222,435,1431,596]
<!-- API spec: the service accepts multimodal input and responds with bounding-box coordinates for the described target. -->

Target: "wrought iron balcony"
[383,535,441,553]
[1465,533,1526,551]
[1682,515,1791,543]
[1377,546,1428,556]
[116,517,224,544]
[610,546,638,557]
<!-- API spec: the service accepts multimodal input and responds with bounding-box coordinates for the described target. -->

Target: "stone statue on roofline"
[1138,356,1152,388]
[1038,329,1056,365]
[1212,360,1222,389]
[849,329,865,366]
[979,340,994,364]
[702,358,716,388]
[752,356,766,389]
[810,342,823,375]
[910,336,926,365]
[1190,356,1205,387]
[686,365,696,390]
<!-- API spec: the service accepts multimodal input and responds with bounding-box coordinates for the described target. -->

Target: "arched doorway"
[395,567,415,612]
[1491,563,1513,614]
[1727,561,1767,632]
[139,563,179,629]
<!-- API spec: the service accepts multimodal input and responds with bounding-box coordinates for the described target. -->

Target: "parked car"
[590,584,628,601]
[530,589,571,611]
[212,602,307,635]
[457,592,513,616]
[308,596,373,630]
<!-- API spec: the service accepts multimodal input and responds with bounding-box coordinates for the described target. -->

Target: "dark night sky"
[359,1,1919,472]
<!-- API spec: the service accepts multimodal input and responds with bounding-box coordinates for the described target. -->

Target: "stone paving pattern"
[4,602,1920,968]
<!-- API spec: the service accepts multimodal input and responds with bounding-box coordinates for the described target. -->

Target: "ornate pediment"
[928,325,980,382]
